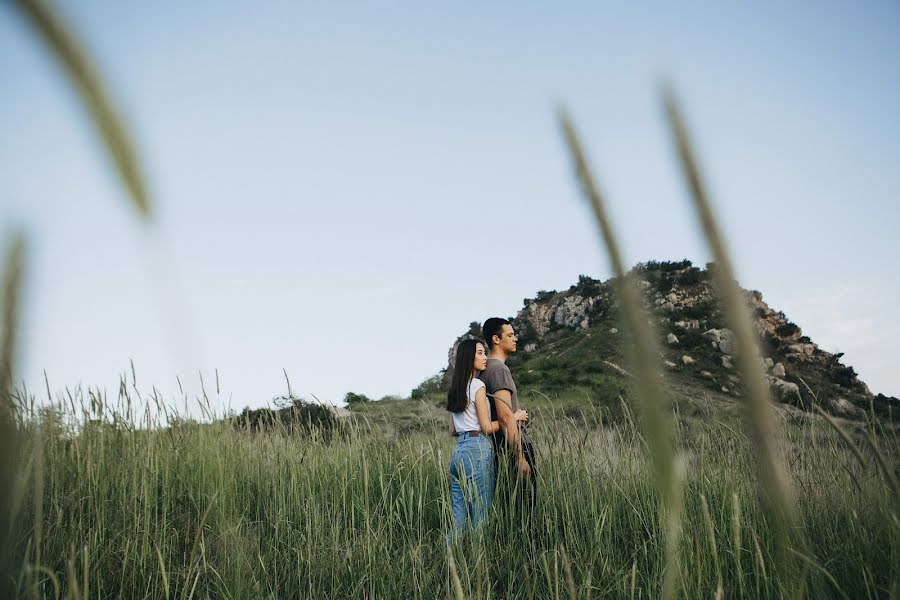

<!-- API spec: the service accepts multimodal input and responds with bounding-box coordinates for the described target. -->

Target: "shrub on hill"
[776,321,801,338]
[570,274,602,296]
[233,396,343,438]
[411,373,443,400]
[633,259,694,273]
[344,392,372,405]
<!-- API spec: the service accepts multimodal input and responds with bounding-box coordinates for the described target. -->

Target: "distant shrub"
[680,300,716,320]
[234,396,343,438]
[776,322,801,338]
[633,259,693,273]
[344,392,372,405]
[534,290,556,302]
[830,364,857,388]
[572,274,602,296]
[411,373,443,400]
[675,267,706,286]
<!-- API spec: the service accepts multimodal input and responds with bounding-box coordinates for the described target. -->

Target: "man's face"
[494,324,517,354]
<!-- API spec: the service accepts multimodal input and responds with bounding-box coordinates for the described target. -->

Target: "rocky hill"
[437,260,897,421]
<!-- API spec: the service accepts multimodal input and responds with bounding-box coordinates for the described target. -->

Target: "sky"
[2,1,899,416]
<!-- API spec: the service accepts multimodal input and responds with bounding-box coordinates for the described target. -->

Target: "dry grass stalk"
[661,87,797,554]
[0,234,25,597]
[11,0,151,219]
[559,109,683,600]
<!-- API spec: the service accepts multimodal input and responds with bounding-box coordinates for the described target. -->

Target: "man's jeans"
[449,432,495,539]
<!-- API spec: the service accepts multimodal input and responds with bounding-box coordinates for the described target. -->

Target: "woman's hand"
[513,409,528,422]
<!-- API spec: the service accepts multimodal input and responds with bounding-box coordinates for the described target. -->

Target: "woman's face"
[473,342,488,372]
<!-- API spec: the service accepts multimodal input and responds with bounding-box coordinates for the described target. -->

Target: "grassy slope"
[8,393,898,598]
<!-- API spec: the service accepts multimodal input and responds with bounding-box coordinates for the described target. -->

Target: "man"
[479,317,537,513]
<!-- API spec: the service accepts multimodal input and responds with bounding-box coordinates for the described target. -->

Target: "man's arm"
[493,390,530,478]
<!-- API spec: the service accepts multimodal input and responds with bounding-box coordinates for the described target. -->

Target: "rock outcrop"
[438,260,896,420]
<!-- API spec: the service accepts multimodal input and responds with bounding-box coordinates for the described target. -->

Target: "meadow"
[2,3,897,597]
[3,384,897,599]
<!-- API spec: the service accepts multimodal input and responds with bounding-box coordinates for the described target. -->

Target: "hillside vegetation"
[420,260,896,425]
[5,386,899,598]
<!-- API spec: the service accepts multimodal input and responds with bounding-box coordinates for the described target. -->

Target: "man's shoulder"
[481,359,514,390]
[484,358,511,374]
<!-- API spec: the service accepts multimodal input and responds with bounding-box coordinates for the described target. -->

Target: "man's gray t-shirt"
[479,358,519,448]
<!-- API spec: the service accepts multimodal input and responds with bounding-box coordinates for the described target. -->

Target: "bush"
[680,300,717,320]
[571,274,602,296]
[411,373,443,400]
[633,259,693,273]
[830,364,857,388]
[776,321,800,337]
[675,267,707,286]
[344,392,372,405]
[233,396,343,438]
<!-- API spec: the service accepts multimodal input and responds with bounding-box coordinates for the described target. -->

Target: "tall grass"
[560,110,684,600]
[3,2,897,597]
[5,387,898,598]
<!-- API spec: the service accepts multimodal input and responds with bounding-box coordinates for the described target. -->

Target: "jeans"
[448,432,495,539]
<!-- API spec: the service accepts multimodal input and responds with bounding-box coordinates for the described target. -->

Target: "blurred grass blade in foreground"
[11,0,152,220]
[661,86,797,554]
[559,109,684,600]
[0,233,25,598]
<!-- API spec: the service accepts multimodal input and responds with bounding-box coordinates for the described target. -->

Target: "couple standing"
[447,317,538,539]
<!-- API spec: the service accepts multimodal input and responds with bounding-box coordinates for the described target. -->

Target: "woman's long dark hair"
[446,338,484,413]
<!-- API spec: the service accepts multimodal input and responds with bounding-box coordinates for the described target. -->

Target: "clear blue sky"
[2,1,899,414]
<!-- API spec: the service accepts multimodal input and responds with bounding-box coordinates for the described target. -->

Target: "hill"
[421,260,896,422]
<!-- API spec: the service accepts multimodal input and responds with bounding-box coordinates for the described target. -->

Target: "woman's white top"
[451,378,486,433]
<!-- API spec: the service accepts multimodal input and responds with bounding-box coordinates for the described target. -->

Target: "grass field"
[1,10,896,596]
[3,384,897,599]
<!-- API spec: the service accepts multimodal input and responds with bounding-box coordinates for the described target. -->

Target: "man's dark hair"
[482,317,510,350]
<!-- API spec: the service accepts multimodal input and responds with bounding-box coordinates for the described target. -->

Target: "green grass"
[3,8,896,597]
[5,388,898,599]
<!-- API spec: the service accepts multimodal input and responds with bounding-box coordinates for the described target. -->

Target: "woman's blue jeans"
[449,432,495,539]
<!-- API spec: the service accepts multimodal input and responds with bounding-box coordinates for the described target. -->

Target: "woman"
[447,338,527,538]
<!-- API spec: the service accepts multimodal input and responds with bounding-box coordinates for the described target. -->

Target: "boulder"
[764,357,774,370]
[664,360,677,369]
[703,328,737,355]
[554,294,593,330]
[718,329,737,355]
[682,355,695,366]
[700,370,714,380]
[829,397,865,418]
[667,333,679,345]
[766,376,800,402]
[702,329,721,342]
[772,362,786,378]
[609,328,618,334]
[721,355,733,369]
